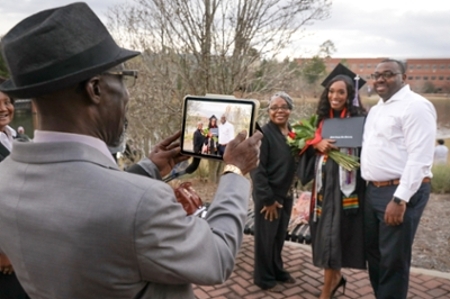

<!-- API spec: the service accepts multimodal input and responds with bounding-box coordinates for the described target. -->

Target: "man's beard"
[108,119,127,154]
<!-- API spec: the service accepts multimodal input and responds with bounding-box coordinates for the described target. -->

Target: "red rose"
[287,131,296,139]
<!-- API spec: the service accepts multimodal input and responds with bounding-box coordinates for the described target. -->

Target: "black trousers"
[364,182,430,299]
[253,196,293,289]
[217,144,226,157]
[0,273,29,299]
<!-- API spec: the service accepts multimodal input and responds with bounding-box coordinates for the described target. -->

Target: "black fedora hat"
[0,2,140,99]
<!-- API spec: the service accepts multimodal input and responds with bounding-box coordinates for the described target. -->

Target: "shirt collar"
[377,84,411,105]
[33,130,116,163]
[0,126,16,151]
[1,125,17,138]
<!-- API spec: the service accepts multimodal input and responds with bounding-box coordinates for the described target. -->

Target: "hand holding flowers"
[287,114,360,171]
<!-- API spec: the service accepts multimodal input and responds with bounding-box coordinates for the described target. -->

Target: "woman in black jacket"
[250,92,297,293]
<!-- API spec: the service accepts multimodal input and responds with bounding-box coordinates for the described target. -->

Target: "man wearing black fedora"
[0,2,262,299]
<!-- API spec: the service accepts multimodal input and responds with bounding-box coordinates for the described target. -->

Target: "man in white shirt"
[218,115,235,156]
[361,59,437,299]
[434,139,448,165]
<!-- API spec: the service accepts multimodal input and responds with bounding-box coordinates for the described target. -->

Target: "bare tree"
[107,0,331,154]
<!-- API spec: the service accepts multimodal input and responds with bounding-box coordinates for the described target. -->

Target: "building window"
[447,77,450,80]
[431,76,436,80]
[439,76,444,80]
[408,76,413,80]
[366,75,371,80]
[441,65,445,69]
[367,64,371,69]
[423,76,429,80]
[415,76,421,80]
[359,64,364,69]
[424,64,429,69]
[416,65,422,69]
[409,65,414,69]
[432,64,437,70]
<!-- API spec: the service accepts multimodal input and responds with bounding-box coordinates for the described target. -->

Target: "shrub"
[431,164,450,194]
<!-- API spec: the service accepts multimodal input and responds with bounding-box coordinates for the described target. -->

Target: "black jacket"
[250,121,296,206]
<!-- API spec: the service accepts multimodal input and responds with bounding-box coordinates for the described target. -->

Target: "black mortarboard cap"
[321,63,366,90]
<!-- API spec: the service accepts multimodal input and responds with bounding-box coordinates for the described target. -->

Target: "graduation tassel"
[353,75,360,107]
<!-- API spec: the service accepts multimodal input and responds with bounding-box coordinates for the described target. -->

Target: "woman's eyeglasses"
[269,106,290,112]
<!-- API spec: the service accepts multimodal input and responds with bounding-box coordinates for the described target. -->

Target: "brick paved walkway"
[193,235,450,299]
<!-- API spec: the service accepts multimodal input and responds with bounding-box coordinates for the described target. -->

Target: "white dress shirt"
[361,84,437,202]
[218,121,235,145]
[0,125,17,151]
[434,145,448,165]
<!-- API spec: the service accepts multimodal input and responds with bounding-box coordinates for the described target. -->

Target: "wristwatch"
[392,197,406,206]
[222,164,243,176]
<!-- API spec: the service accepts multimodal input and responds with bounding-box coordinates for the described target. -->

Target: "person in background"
[434,139,448,165]
[361,59,436,299]
[206,115,222,183]
[251,91,297,293]
[206,115,219,155]
[0,3,263,298]
[299,64,367,299]
[218,115,235,156]
[0,77,30,299]
[193,121,206,154]
[16,126,31,142]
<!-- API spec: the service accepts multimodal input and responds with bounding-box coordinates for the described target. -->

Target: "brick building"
[317,57,450,93]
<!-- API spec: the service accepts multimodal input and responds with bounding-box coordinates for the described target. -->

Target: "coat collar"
[10,141,119,170]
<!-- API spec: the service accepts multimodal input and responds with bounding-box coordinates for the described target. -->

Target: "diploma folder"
[321,116,365,148]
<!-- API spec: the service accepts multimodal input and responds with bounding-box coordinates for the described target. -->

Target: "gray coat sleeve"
[134,173,250,285]
[133,158,163,180]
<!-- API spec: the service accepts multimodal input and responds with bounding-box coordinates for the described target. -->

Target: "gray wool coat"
[0,141,250,299]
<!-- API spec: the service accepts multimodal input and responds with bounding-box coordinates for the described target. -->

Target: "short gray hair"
[269,91,293,110]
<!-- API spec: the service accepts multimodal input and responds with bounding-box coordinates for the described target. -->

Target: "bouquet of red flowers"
[287,114,360,171]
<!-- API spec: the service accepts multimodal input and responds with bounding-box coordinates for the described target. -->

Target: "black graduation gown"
[306,151,366,270]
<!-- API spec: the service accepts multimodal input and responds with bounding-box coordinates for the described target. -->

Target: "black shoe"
[279,275,296,284]
[330,275,346,298]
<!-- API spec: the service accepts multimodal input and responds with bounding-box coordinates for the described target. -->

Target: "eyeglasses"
[103,70,138,88]
[269,106,290,112]
[370,71,401,80]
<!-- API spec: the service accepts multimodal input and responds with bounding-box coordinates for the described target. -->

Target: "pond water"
[433,100,450,138]
[363,98,450,139]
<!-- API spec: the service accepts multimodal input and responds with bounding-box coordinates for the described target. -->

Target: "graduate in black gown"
[299,64,367,299]
[250,92,297,293]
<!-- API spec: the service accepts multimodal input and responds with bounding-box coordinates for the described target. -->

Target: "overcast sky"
[1,0,449,59]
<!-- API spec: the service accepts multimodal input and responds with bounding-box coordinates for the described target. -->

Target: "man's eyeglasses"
[103,70,138,88]
[370,71,401,80]
[269,106,290,112]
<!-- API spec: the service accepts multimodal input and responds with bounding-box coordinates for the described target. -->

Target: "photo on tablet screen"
[180,95,259,160]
